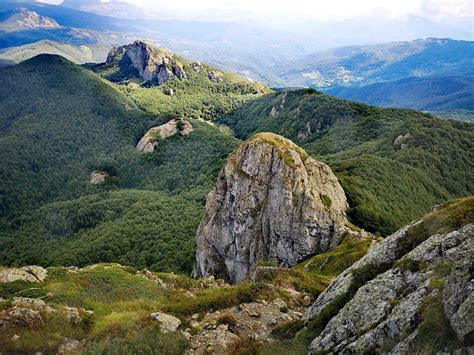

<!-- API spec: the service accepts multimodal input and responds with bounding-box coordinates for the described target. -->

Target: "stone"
[195,133,349,283]
[8,307,44,327]
[64,306,81,324]
[150,312,181,333]
[12,334,20,341]
[393,132,411,150]
[136,119,193,153]
[89,170,109,184]
[12,297,55,313]
[207,69,224,82]
[57,337,81,354]
[0,265,48,283]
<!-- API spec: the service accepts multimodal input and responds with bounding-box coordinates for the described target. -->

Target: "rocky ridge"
[304,197,474,353]
[195,132,349,284]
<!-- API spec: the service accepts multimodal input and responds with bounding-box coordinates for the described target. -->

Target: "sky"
[37,0,474,22]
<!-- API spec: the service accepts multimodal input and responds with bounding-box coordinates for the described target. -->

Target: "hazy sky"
[131,0,472,20]
[38,0,473,22]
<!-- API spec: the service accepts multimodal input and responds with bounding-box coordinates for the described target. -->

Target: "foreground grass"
[0,236,372,353]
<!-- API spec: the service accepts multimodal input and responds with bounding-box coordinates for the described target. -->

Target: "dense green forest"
[0,55,473,272]
[0,55,241,272]
[221,89,474,234]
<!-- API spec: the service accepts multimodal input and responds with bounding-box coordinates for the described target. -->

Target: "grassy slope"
[0,236,371,353]
[0,55,241,272]
[221,89,474,234]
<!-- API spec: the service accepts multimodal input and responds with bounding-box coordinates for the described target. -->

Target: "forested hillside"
[221,89,474,234]
[0,54,244,272]
[1,53,473,272]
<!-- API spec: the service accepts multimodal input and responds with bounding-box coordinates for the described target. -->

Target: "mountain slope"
[326,76,474,117]
[221,89,474,234]
[0,7,60,31]
[280,38,474,89]
[0,39,108,64]
[0,54,248,272]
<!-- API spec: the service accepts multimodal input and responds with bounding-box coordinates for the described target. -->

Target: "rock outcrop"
[304,199,473,354]
[0,265,48,283]
[150,312,182,333]
[195,132,349,283]
[89,170,109,184]
[105,40,186,85]
[136,119,193,153]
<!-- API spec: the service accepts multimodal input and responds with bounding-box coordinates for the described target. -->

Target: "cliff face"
[195,132,349,284]
[105,40,186,85]
[304,197,474,354]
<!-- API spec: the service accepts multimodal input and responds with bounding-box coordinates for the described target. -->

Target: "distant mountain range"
[326,76,474,121]
[279,38,474,88]
[1,1,473,86]
[0,2,473,120]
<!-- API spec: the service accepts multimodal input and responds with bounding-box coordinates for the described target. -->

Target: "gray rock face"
[443,250,474,343]
[306,223,473,354]
[106,40,186,85]
[195,132,349,284]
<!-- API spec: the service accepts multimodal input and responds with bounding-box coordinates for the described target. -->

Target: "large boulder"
[195,132,349,283]
[0,265,48,283]
[150,312,181,333]
[136,119,193,153]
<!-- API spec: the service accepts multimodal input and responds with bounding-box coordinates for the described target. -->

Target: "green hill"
[0,52,473,272]
[220,89,474,234]
[0,54,245,272]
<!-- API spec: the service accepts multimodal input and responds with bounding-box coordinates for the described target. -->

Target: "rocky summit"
[195,132,349,284]
[104,40,186,85]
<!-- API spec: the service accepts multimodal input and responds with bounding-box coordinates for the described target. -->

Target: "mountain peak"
[195,132,350,283]
[0,7,60,31]
[101,40,186,85]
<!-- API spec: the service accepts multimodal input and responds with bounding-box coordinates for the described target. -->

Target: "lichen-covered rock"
[306,223,473,354]
[136,119,193,152]
[64,306,82,324]
[57,337,81,354]
[443,250,474,342]
[0,265,48,283]
[150,312,181,333]
[187,324,240,355]
[7,307,44,327]
[12,297,55,313]
[195,132,349,283]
